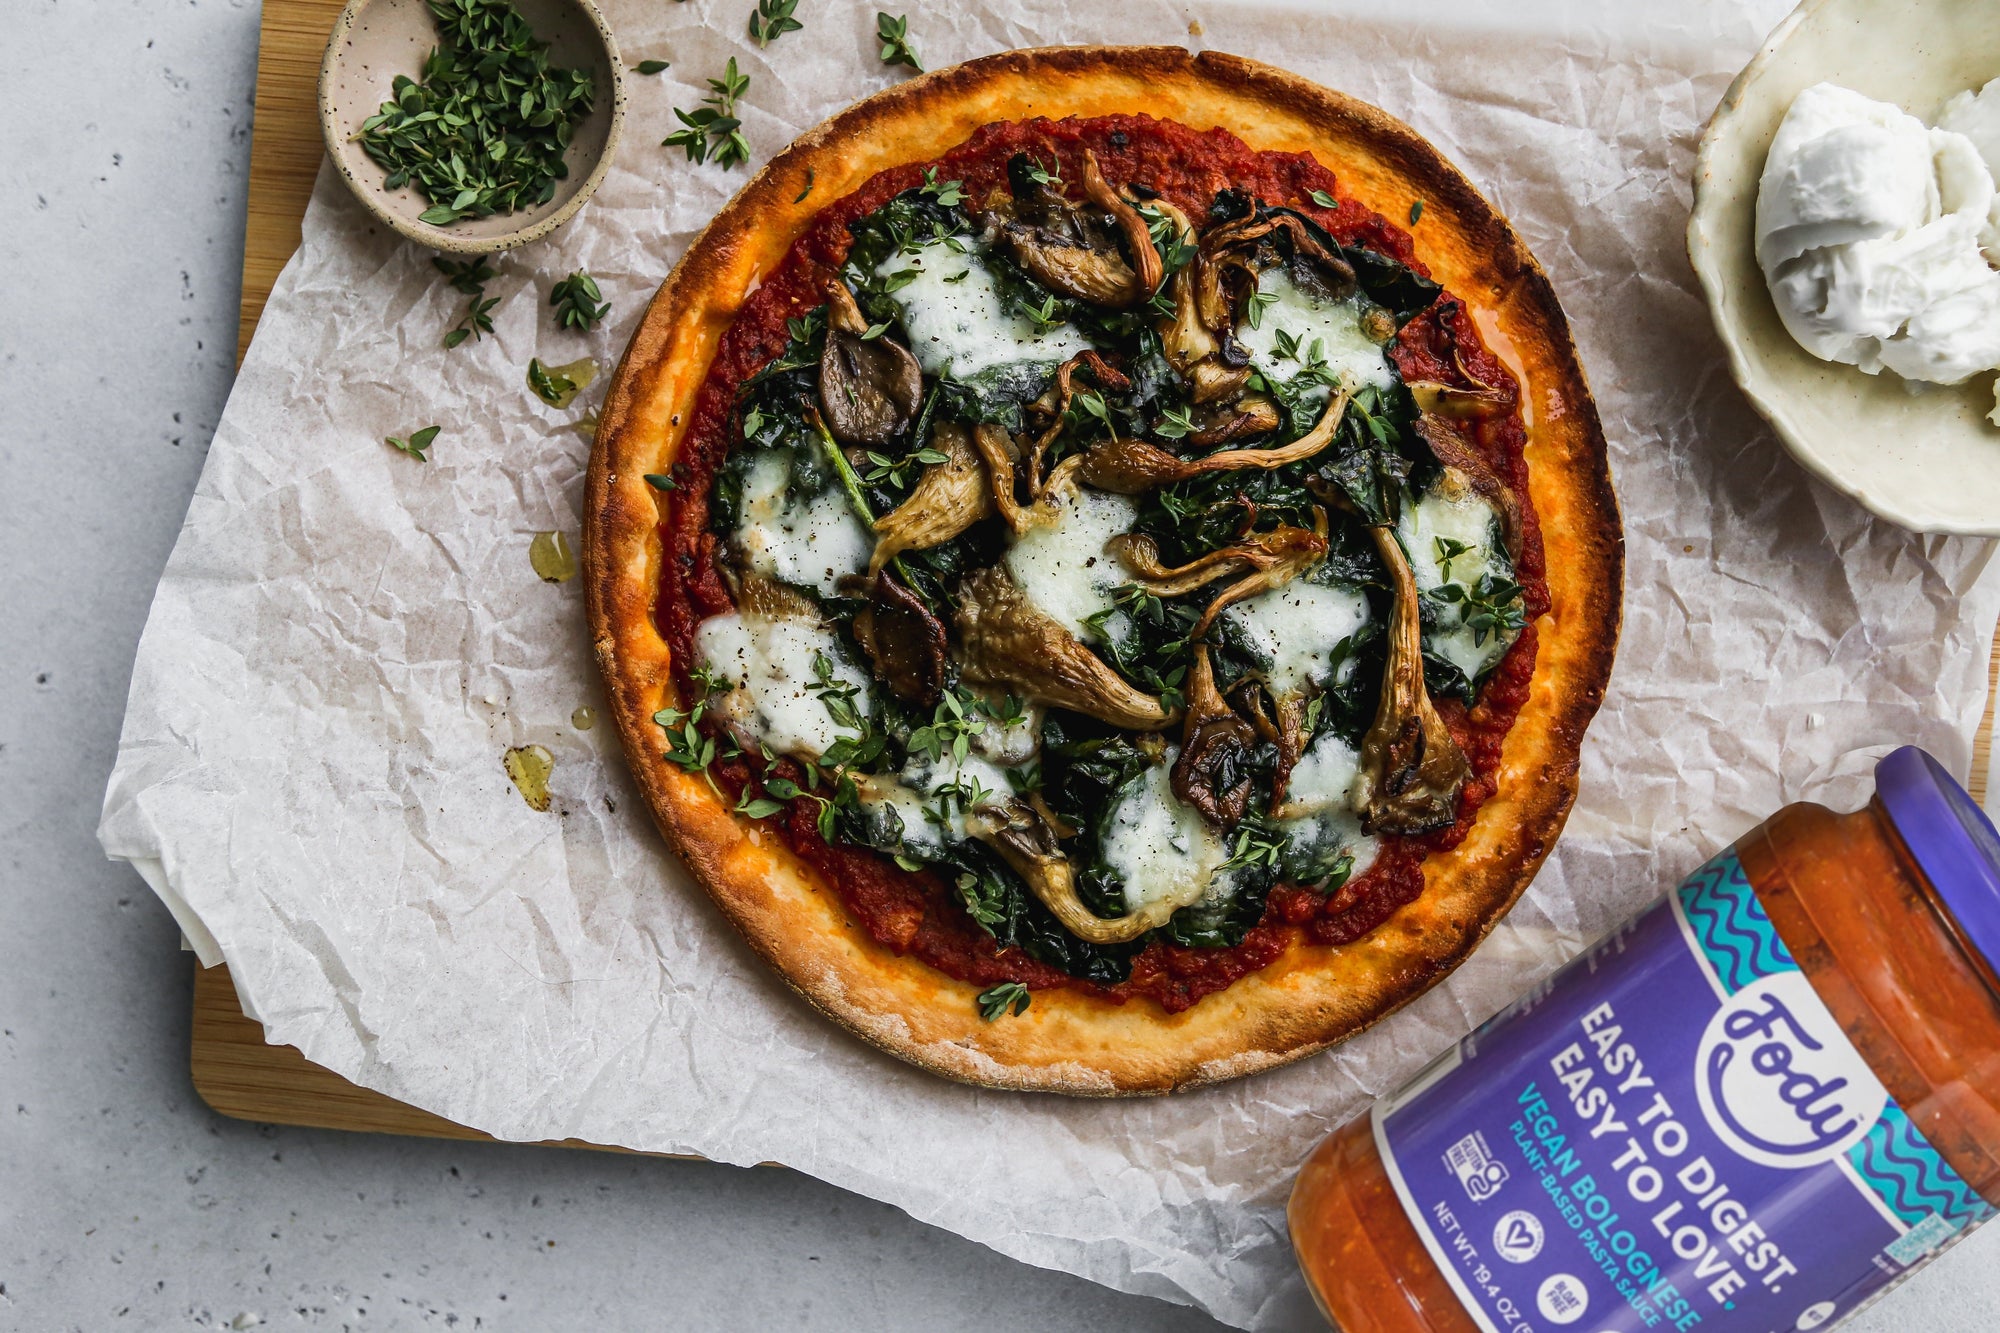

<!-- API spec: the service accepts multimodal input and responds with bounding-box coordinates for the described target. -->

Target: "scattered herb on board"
[876,12,921,72]
[385,425,441,461]
[435,256,500,348]
[747,0,802,46]
[633,58,670,75]
[549,270,609,331]
[663,58,752,169]
[357,0,596,227]
[1409,200,1425,225]
[527,356,598,408]
[976,981,1031,1020]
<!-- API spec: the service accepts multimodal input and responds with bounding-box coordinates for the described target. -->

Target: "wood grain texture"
[199,0,2000,1131]
[236,0,345,365]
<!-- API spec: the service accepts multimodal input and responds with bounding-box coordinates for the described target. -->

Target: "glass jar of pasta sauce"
[1290,747,2000,1333]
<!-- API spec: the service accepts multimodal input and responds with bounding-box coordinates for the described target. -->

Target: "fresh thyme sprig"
[1244,286,1278,330]
[1020,294,1061,332]
[1152,404,1196,439]
[550,270,609,332]
[1220,823,1288,873]
[876,12,922,72]
[663,58,752,169]
[357,0,595,227]
[385,425,441,462]
[654,665,735,799]
[918,166,963,207]
[1435,571,1528,646]
[862,443,950,489]
[1433,535,1474,583]
[435,256,499,349]
[748,0,802,46]
[977,981,1030,1020]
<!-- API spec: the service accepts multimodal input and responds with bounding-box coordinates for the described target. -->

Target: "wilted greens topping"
[679,153,1529,997]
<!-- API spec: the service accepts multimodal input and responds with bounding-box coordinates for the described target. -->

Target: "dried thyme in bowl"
[358,0,597,227]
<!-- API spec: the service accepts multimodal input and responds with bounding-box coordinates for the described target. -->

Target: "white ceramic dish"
[318,0,626,255]
[1689,0,2000,535]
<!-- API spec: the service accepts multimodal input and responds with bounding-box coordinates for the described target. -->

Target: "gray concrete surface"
[3,0,1998,1329]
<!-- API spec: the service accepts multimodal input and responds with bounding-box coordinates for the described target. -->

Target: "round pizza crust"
[584,46,1622,1095]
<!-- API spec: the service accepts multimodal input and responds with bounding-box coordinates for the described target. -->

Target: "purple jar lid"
[1875,746,2000,979]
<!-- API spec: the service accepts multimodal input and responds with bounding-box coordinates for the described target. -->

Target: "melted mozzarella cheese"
[694,612,865,760]
[1002,487,1138,641]
[1224,580,1372,698]
[1101,760,1228,914]
[970,699,1042,765]
[877,241,1090,383]
[732,449,871,597]
[1397,482,1518,684]
[1234,267,1394,400]
[1273,732,1380,882]
[858,753,1016,853]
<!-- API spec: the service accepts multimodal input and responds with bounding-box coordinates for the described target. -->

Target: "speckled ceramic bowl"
[318,0,625,255]
[1688,0,2000,535]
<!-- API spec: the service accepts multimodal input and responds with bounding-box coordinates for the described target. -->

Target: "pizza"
[584,46,1621,1094]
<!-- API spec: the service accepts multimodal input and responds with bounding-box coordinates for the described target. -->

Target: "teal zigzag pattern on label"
[1676,848,1797,994]
[1846,1102,1997,1231]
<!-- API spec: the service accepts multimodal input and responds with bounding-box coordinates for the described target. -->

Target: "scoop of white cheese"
[1756,81,2000,416]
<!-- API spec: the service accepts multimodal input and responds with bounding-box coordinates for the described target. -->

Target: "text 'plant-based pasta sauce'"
[1290,747,2000,1332]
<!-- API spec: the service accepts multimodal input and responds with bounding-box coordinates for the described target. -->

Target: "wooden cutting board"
[196,0,619,1147]
[195,0,2000,1142]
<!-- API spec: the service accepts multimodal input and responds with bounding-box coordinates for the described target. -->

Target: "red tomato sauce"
[655,115,1546,1013]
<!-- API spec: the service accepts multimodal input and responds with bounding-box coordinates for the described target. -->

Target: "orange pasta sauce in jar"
[1290,747,2000,1332]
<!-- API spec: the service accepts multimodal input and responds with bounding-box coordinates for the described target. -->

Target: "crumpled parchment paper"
[99,1,2000,1326]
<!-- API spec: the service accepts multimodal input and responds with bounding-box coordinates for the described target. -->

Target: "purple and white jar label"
[1372,850,1993,1333]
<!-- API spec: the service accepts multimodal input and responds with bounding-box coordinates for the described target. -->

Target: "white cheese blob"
[1756,82,2000,391]
[1397,480,1519,684]
[1002,487,1139,641]
[1224,579,1372,698]
[731,449,871,598]
[1234,267,1394,403]
[694,612,866,760]
[877,240,1090,382]
[858,752,1016,854]
[1273,732,1380,882]
[1939,77,2000,261]
[1101,759,1228,914]
[970,698,1043,766]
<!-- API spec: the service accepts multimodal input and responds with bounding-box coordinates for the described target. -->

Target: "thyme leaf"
[977,981,1031,1020]
[549,270,609,332]
[748,0,802,46]
[876,12,922,72]
[384,424,440,462]
[663,58,752,169]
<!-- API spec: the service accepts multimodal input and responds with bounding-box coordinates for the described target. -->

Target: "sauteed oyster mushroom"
[680,141,1538,997]
[981,150,1163,309]
[818,278,923,446]
[1351,521,1472,835]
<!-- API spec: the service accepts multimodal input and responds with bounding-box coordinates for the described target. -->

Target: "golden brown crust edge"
[583,46,1624,1096]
